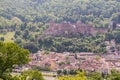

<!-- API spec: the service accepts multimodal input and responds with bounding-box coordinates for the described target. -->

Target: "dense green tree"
[105,33,114,41]
[87,72,103,80]
[22,30,29,39]
[69,69,77,75]
[115,31,120,43]
[23,42,38,53]
[63,69,67,75]
[0,37,4,41]
[57,70,62,75]
[0,42,30,79]
[106,69,120,80]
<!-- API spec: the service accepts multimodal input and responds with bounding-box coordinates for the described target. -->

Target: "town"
[16,45,120,75]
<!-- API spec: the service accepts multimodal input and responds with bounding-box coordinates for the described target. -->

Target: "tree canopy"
[0,42,30,79]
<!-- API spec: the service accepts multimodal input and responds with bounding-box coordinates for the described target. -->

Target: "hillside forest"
[0,0,120,53]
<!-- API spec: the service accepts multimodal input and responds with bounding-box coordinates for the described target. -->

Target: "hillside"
[40,21,108,38]
[0,0,120,53]
[0,0,120,26]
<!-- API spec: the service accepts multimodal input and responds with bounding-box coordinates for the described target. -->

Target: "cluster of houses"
[14,49,120,74]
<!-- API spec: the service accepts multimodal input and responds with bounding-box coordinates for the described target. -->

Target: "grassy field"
[0,32,15,42]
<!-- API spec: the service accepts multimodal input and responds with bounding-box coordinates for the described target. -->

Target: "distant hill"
[0,0,120,53]
[0,0,120,27]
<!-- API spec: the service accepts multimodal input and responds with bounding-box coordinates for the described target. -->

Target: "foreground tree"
[0,42,30,79]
